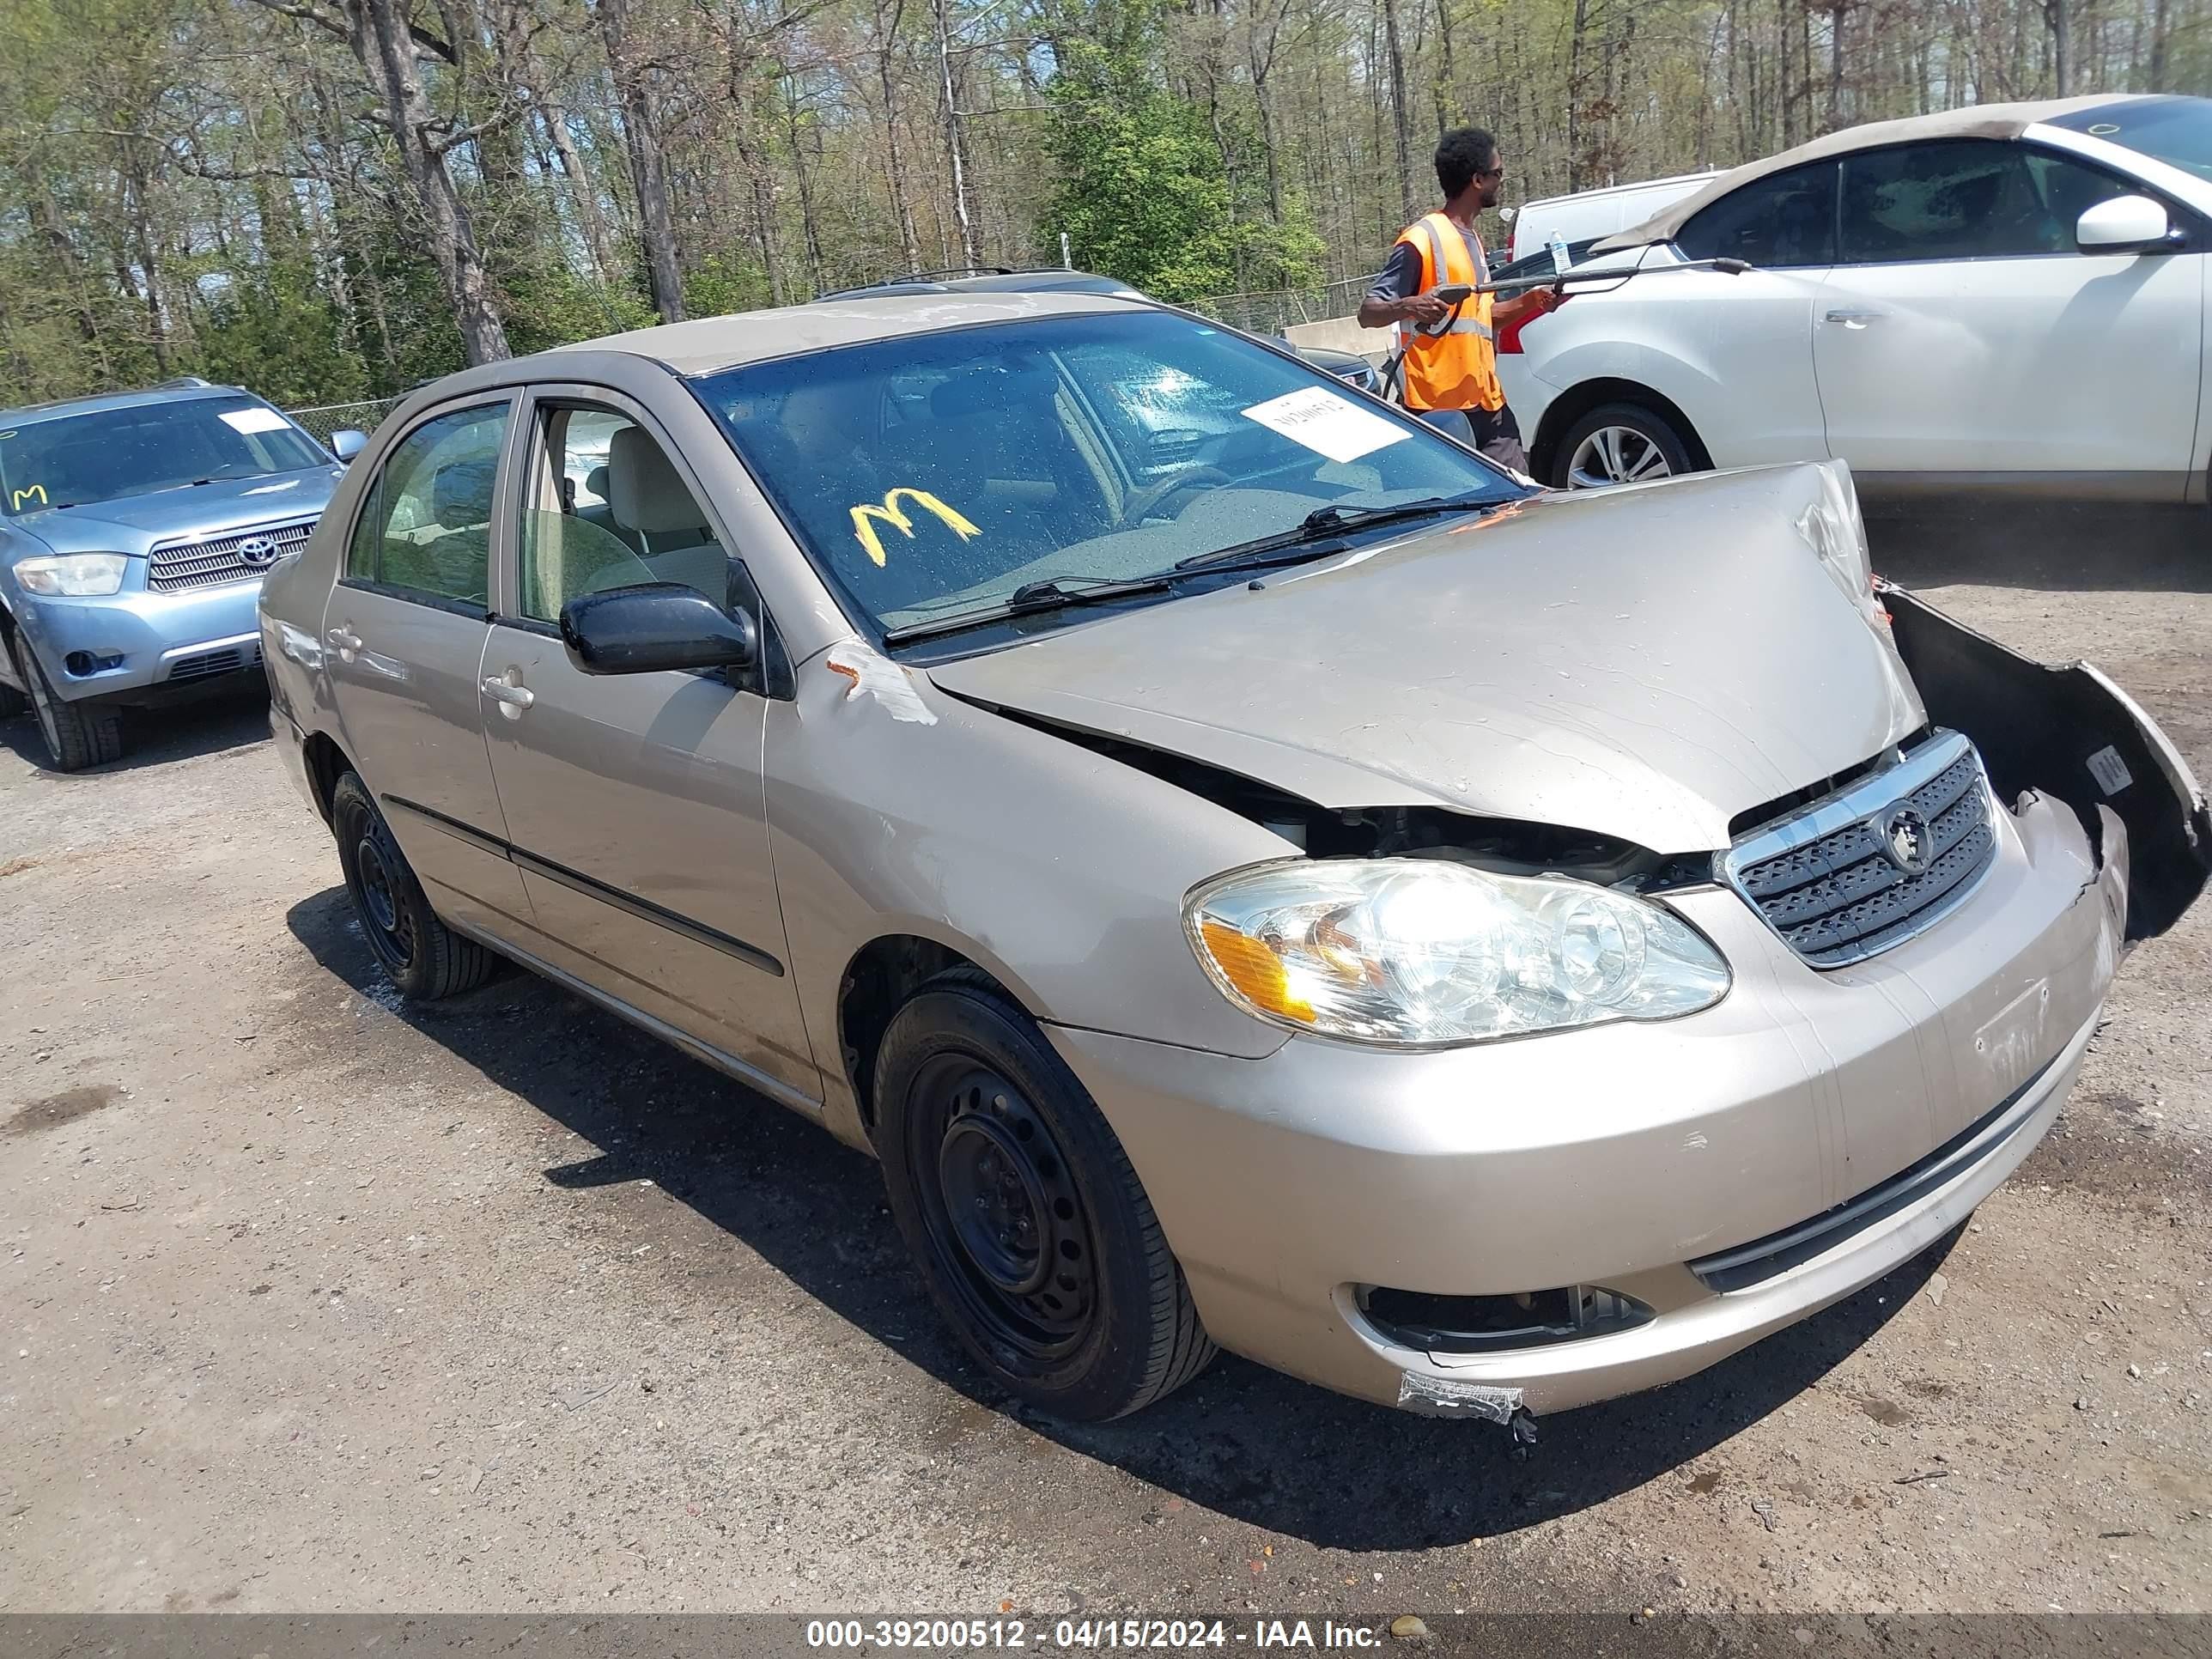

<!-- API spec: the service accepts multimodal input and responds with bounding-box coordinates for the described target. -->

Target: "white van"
[1503,170,1721,264]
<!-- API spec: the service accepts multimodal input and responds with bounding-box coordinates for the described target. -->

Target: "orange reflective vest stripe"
[1395,211,1503,414]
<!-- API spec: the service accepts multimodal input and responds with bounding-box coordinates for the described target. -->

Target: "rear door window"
[1677,162,1838,267]
[344,403,510,611]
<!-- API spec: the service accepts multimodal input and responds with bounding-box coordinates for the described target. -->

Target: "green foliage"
[1037,15,1248,303]
[191,261,369,409]
[683,253,778,320]
[500,264,658,356]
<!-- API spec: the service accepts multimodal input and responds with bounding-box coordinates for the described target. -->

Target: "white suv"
[1501,94,2212,498]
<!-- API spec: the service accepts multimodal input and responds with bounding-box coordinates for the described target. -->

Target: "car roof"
[816,268,1139,301]
[0,380,259,428]
[1591,93,2160,253]
[549,289,1148,378]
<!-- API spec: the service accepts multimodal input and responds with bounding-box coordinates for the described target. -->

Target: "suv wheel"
[875,974,1215,1421]
[1553,401,1696,489]
[10,633,123,771]
[330,771,495,1000]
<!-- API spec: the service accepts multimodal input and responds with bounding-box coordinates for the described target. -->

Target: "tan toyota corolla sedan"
[260,290,2209,1432]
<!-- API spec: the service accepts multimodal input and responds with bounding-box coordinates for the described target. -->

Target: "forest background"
[2,0,2204,409]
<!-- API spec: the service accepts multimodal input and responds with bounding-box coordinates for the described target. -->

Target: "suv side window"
[1838,140,2116,264]
[517,404,727,623]
[345,403,509,609]
[1677,161,1838,267]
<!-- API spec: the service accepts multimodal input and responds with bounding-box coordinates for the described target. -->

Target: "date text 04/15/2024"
[805,1619,1387,1649]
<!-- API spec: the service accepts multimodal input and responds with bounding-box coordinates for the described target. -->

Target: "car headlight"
[1186,858,1729,1048]
[14,552,128,597]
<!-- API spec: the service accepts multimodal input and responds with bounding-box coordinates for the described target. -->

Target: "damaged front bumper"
[1048,592,2207,1421]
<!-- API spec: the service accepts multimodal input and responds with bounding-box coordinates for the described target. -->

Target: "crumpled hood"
[927,463,1925,854]
[15,465,339,556]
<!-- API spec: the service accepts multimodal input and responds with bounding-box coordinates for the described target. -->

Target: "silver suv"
[0,378,363,769]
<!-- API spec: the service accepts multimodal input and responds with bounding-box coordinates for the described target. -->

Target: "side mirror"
[330,428,369,463]
[2076,194,2176,255]
[560,582,758,677]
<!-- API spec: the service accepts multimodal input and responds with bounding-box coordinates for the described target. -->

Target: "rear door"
[1812,139,2203,484]
[478,386,817,1101]
[323,398,534,939]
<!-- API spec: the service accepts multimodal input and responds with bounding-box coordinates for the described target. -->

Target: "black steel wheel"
[330,771,495,1001]
[876,974,1214,1420]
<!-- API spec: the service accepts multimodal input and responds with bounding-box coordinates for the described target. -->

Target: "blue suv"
[0,379,365,769]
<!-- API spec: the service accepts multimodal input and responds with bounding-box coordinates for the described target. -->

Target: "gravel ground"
[1,501,2207,1619]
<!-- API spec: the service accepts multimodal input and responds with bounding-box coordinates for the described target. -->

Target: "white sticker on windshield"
[219,407,291,434]
[1240,386,1410,465]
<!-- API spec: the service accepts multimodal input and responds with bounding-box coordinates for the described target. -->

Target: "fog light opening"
[1358,1284,1654,1354]
[61,651,124,678]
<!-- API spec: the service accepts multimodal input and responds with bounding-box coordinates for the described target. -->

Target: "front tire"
[1552,401,1696,489]
[10,633,123,771]
[875,975,1215,1420]
[330,771,495,1001]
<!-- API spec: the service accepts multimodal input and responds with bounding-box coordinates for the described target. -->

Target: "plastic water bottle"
[1547,231,1572,276]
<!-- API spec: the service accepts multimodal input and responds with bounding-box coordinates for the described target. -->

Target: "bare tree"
[246,0,512,362]
[598,0,686,322]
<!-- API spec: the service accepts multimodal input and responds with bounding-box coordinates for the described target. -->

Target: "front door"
[1813,138,2204,483]
[480,389,817,1100]
[323,398,534,939]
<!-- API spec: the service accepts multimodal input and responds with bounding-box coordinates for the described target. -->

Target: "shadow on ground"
[0,688,268,776]
[288,883,1948,1554]
[1869,502,2209,594]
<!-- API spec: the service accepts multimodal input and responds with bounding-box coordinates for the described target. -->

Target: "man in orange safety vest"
[1358,127,1564,473]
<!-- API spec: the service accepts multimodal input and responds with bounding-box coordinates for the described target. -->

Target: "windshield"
[2051,95,2212,183]
[0,395,329,515]
[692,311,1524,634]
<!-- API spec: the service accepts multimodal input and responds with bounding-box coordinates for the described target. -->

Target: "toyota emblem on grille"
[1882,807,1931,874]
[237,536,278,568]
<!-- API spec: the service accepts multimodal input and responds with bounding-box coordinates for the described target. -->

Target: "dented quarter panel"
[927,463,1926,855]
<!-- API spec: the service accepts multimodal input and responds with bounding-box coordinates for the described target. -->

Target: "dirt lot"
[2,502,2208,1620]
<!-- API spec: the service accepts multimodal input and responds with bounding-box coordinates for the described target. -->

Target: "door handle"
[1824,309,1882,327]
[482,672,535,715]
[325,625,362,662]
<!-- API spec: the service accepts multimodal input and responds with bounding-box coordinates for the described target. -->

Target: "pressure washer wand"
[1466,255,1756,301]
[1403,257,1755,343]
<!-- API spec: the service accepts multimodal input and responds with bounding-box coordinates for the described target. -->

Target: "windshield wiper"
[881,574,1176,646]
[1173,492,1501,572]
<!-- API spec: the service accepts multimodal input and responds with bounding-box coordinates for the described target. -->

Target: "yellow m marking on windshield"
[849,488,980,568]
[10,484,47,511]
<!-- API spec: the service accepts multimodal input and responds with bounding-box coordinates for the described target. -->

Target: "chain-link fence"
[285,396,404,450]
[1194,272,1379,337]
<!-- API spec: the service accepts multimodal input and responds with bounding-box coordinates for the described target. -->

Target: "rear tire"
[1552,401,1696,490]
[875,973,1215,1421]
[331,770,495,1001]
[11,633,123,771]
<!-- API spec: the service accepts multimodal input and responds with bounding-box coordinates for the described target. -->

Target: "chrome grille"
[148,517,317,592]
[1723,731,1998,969]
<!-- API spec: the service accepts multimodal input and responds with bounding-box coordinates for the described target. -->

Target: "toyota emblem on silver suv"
[237,536,278,568]
[1883,807,1931,875]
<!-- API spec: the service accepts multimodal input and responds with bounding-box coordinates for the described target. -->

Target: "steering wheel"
[1119,465,1233,527]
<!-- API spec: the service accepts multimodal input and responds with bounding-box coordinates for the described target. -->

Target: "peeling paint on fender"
[824,642,938,726]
